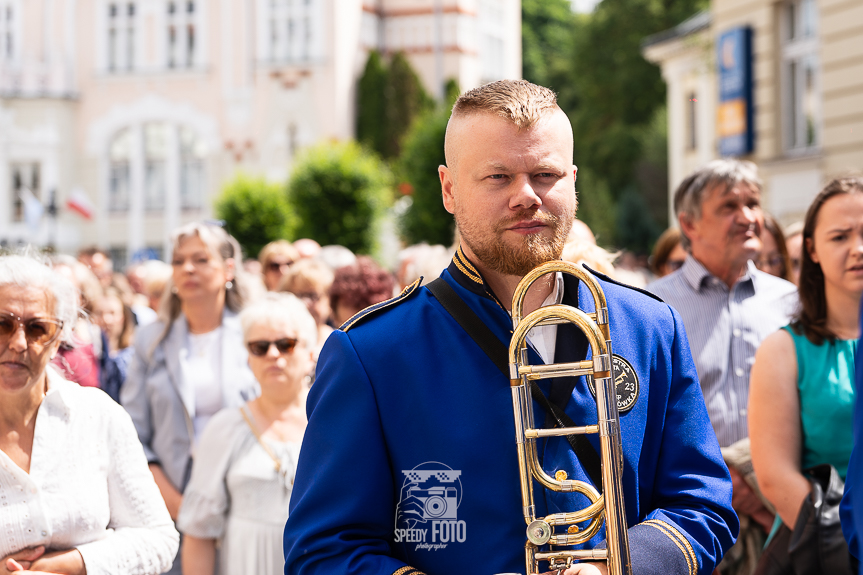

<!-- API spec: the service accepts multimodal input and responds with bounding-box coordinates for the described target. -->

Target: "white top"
[185,327,224,439]
[525,271,564,364]
[0,368,179,575]
[177,406,301,575]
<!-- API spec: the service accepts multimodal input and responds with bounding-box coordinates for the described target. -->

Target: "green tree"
[574,167,617,247]
[386,52,433,158]
[214,174,295,259]
[288,142,392,254]
[356,50,389,157]
[397,106,452,246]
[522,0,576,88]
[616,187,661,252]
[547,0,706,251]
[397,79,460,246]
[355,51,432,160]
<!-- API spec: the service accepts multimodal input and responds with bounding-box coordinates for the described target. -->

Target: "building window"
[0,2,14,62]
[144,123,168,211]
[179,126,205,209]
[167,1,196,68]
[269,0,318,63]
[782,0,820,151]
[687,92,697,150]
[109,128,132,212]
[108,2,137,72]
[10,163,40,223]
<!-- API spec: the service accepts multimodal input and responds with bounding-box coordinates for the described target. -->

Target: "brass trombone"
[509,261,632,575]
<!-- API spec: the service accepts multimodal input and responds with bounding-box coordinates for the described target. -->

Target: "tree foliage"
[356,51,389,158]
[397,106,452,246]
[356,50,432,160]
[397,79,461,246]
[531,0,706,251]
[522,0,576,88]
[288,142,392,254]
[574,167,617,248]
[214,174,295,260]
[386,53,434,158]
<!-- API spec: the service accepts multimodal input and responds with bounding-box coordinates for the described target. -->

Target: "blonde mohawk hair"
[452,79,558,129]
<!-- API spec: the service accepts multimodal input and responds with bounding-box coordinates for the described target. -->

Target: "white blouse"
[0,368,179,575]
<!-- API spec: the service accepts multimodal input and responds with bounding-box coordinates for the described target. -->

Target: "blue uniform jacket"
[840,302,863,566]
[285,249,737,575]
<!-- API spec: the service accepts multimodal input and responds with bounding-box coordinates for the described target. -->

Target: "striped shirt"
[647,256,798,447]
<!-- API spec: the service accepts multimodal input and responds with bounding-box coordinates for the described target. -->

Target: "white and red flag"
[65,188,94,220]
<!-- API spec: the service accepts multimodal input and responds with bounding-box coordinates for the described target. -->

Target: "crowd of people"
[0,78,862,575]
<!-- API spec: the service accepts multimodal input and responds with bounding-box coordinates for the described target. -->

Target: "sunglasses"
[247,337,299,357]
[267,261,294,272]
[0,312,64,347]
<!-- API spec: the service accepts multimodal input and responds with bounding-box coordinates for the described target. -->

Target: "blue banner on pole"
[717,27,754,156]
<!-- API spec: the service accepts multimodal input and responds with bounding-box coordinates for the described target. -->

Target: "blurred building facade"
[644,0,863,226]
[0,0,520,262]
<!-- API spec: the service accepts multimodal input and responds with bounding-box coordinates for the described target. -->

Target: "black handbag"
[754,464,858,575]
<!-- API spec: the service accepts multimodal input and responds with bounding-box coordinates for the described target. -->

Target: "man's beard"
[456,208,574,277]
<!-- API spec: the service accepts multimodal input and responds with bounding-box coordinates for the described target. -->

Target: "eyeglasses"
[666,259,686,272]
[295,291,321,302]
[267,261,294,272]
[757,255,785,270]
[0,312,64,347]
[247,337,299,357]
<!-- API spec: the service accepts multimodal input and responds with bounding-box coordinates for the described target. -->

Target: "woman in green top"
[750,177,863,533]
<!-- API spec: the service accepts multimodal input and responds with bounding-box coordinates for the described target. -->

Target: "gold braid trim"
[392,568,426,575]
[643,520,696,575]
[454,246,483,285]
[457,245,481,278]
[340,278,422,332]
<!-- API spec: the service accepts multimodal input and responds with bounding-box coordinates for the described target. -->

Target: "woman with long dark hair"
[749,177,863,573]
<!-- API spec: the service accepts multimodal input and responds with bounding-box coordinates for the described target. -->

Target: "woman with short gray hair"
[0,254,178,575]
[177,292,316,575]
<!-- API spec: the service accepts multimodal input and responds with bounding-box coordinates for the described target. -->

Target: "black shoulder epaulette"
[582,265,665,304]
[339,277,424,332]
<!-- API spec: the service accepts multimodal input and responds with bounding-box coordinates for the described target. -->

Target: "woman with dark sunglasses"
[0,254,178,575]
[177,292,316,575]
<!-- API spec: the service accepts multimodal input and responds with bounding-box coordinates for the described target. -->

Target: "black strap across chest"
[426,278,603,491]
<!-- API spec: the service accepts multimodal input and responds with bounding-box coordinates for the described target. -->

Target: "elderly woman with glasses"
[0,254,178,575]
[176,292,315,575]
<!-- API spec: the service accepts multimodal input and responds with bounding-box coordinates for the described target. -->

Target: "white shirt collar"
[43,366,74,419]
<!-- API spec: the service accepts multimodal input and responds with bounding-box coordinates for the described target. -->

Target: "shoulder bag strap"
[426,278,603,491]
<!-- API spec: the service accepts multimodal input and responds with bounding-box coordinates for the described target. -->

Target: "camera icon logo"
[396,462,463,529]
[408,485,459,520]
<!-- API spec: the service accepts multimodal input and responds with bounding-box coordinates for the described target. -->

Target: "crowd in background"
[1,160,861,575]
